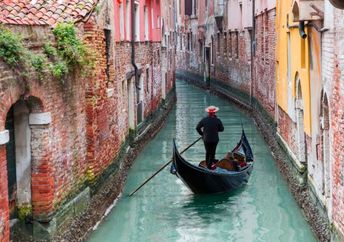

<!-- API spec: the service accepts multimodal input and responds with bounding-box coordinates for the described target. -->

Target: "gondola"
[170,129,254,194]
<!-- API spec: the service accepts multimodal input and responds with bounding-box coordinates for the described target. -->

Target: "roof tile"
[0,0,99,26]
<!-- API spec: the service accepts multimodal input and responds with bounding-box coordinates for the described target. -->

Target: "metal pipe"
[299,21,307,39]
[131,0,139,88]
[250,0,255,107]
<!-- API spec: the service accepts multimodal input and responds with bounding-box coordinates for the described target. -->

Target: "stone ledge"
[0,130,9,145]
[276,132,306,174]
[33,187,90,241]
[29,112,52,125]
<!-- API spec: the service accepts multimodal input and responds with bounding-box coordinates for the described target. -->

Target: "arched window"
[320,91,330,199]
[295,75,306,163]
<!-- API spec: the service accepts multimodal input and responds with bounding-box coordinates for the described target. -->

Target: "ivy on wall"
[0,23,94,84]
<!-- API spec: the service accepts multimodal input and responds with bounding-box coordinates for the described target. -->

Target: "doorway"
[295,78,306,163]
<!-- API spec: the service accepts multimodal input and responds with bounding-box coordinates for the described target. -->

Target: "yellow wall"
[276,0,312,135]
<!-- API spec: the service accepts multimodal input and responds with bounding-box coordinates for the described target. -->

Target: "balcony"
[292,0,324,22]
[214,0,225,17]
[214,0,225,32]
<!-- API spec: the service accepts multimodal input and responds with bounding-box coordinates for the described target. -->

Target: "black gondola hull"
[171,130,254,194]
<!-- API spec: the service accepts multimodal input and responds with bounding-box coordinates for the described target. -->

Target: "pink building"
[114,0,161,42]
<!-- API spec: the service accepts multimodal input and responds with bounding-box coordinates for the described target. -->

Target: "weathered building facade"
[322,1,344,239]
[0,0,174,241]
[176,0,275,117]
[253,0,276,118]
[176,0,343,240]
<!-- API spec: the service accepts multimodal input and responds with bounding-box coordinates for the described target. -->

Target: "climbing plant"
[0,23,94,84]
[50,22,94,79]
[30,54,47,81]
[0,27,26,68]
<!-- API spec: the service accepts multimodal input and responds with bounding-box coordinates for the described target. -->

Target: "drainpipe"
[131,0,139,89]
[299,21,307,39]
[250,0,255,107]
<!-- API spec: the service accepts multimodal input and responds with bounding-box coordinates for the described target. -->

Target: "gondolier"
[196,105,224,169]
[171,129,254,194]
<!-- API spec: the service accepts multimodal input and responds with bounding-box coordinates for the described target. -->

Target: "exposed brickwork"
[253,9,276,117]
[0,146,9,242]
[0,0,174,241]
[330,8,344,236]
[211,31,251,92]
[277,107,298,156]
[176,8,275,118]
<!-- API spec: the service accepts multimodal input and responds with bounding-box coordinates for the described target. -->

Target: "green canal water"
[88,80,316,242]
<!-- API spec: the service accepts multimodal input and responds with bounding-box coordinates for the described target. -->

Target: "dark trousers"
[204,141,218,169]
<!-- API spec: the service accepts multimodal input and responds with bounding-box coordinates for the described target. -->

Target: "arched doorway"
[6,105,17,220]
[5,100,32,228]
[320,93,330,200]
[295,77,306,163]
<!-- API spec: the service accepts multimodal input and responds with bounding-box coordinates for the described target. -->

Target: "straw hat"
[205,105,219,113]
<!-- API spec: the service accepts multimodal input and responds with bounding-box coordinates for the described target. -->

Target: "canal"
[88,80,316,242]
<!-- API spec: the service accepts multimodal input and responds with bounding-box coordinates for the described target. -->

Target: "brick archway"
[0,92,53,241]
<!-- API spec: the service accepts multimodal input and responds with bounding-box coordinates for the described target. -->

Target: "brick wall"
[0,1,174,241]
[330,7,344,237]
[278,107,299,157]
[83,18,121,178]
[253,9,276,117]
[176,10,276,118]
[0,26,90,242]
[0,146,9,242]
[212,31,251,92]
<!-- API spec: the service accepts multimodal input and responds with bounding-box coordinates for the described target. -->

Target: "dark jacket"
[196,116,224,143]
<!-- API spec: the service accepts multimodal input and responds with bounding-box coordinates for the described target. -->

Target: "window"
[235,31,239,59]
[180,34,182,50]
[193,0,197,16]
[122,79,126,97]
[217,33,220,53]
[264,11,269,65]
[190,34,193,51]
[224,32,227,54]
[134,3,140,41]
[157,50,160,63]
[126,0,130,40]
[144,6,149,41]
[211,36,214,64]
[120,3,124,40]
[104,29,111,81]
[199,40,203,58]
[157,15,161,29]
[239,4,243,30]
[146,68,150,92]
[151,8,155,29]
[228,32,232,57]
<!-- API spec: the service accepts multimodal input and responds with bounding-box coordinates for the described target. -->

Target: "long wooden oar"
[129,137,202,196]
